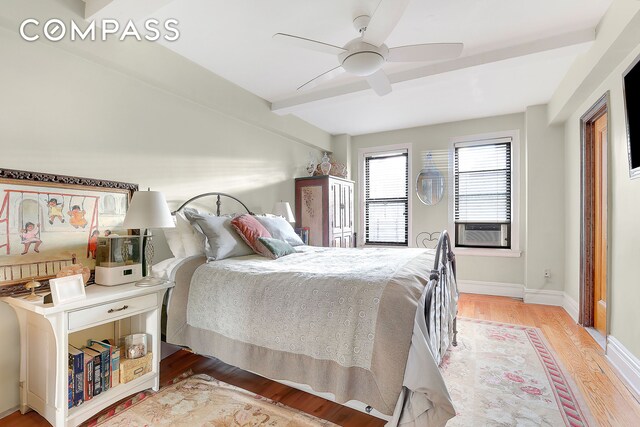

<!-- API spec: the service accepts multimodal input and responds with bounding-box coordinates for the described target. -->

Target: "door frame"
[579,92,611,337]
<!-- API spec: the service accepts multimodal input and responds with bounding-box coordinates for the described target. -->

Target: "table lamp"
[123,190,174,286]
[273,201,295,223]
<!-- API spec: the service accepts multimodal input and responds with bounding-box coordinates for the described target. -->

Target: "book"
[89,340,120,388]
[68,345,84,407]
[83,347,102,396]
[294,227,310,245]
[68,368,73,409]
[81,348,94,401]
[89,342,110,393]
[110,345,120,387]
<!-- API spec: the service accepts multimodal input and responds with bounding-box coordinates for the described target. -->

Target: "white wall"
[524,105,565,291]
[562,41,640,359]
[548,0,640,360]
[348,108,568,291]
[349,113,529,285]
[0,0,329,415]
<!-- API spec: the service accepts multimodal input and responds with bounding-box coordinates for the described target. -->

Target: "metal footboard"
[424,230,459,365]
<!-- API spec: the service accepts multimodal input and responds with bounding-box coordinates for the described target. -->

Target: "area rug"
[87,370,338,427]
[441,318,595,427]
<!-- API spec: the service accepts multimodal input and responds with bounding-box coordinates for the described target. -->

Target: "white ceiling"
[145,0,612,135]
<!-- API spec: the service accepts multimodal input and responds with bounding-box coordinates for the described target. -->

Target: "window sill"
[362,244,408,248]
[453,247,522,258]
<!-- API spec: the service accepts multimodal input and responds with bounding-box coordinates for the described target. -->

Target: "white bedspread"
[166,246,456,426]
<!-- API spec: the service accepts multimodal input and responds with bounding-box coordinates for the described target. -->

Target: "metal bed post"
[424,230,458,364]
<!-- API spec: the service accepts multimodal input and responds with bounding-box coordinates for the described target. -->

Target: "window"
[363,150,409,246]
[453,136,514,249]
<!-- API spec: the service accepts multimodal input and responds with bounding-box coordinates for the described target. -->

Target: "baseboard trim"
[0,406,19,420]
[458,280,579,322]
[457,280,524,298]
[562,293,580,322]
[524,288,564,306]
[607,336,640,397]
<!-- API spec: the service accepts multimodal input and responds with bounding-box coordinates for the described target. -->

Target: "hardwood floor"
[3,293,640,426]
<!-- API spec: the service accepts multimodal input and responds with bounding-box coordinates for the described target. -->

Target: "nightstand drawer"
[68,293,157,330]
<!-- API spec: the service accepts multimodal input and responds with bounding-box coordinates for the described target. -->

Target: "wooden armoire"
[295,176,355,248]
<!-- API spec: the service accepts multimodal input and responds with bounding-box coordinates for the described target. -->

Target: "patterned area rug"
[442,318,595,426]
[87,371,338,427]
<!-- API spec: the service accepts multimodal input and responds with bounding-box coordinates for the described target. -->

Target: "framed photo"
[0,168,138,296]
[49,274,86,306]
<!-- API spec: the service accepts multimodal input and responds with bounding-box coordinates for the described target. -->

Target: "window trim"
[358,143,412,247]
[448,131,521,257]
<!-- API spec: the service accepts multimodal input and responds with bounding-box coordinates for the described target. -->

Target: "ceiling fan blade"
[273,33,346,55]
[362,0,410,46]
[298,66,345,91]
[388,43,464,62]
[365,69,392,96]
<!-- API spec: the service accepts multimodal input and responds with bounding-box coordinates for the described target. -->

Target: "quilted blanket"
[166,246,454,424]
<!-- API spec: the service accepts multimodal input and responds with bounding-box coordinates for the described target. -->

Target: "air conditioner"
[456,223,510,248]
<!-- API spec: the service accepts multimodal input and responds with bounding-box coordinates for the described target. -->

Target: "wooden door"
[593,113,607,336]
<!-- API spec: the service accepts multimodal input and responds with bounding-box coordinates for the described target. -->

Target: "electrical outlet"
[544,269,551,278]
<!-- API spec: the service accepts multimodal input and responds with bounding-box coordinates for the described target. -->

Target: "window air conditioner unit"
[456,223,510,248]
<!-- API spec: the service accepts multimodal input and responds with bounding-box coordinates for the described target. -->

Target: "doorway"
[579,93,609,342]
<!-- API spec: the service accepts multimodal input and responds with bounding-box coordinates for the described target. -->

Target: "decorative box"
[119,352,152,384]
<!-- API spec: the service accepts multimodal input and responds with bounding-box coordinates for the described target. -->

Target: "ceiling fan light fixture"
[341,51,385,76]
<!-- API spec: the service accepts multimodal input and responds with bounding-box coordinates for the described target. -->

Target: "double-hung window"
[453,136,513,249]
[363,150,409,246]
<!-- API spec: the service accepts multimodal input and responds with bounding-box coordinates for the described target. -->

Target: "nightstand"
[1,281,174,427]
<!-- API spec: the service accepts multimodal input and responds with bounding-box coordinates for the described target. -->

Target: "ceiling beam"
[271,29,595,115]
[84,0,175,22]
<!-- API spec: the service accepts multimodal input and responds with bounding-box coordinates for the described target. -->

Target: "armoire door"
[342,183,353,235]
[329,180,343,238]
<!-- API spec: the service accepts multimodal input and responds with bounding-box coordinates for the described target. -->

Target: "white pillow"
[184,212,253,260]
[176,211,206,257]
[163,216,186,258]
[255,216,304,246]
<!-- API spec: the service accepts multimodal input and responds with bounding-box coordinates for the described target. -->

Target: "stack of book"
[67,340,120,408]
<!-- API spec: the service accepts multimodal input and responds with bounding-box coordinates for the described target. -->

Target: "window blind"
[364,151,408,245]
[454,140,511,223]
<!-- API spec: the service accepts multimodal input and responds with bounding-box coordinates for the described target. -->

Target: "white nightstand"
[1,281,174,427]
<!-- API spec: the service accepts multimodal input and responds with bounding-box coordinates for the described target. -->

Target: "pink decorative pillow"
[230,214,272,257]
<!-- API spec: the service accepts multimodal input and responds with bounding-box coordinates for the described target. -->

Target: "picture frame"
[0,168,138,296]
[49,274,86,306]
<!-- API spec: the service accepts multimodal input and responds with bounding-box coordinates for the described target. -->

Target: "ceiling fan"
[273,0,464,96]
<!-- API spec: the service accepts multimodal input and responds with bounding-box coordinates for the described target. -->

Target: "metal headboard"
[172,192,254,216]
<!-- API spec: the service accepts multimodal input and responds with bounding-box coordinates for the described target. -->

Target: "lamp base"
[135,277,165,287]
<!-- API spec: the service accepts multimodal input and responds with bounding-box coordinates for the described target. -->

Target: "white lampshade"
[273,201,295,223]
[123,191,175,229]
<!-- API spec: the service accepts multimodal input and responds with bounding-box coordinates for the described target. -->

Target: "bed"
[159,193,459,426]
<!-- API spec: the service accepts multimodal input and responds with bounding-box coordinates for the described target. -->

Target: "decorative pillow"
[257,237,297,259]
[255,215,304,246]
[184,211,252,260]
[230,214,272,257]
[163,216,186,258]
[176,211,206,257]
